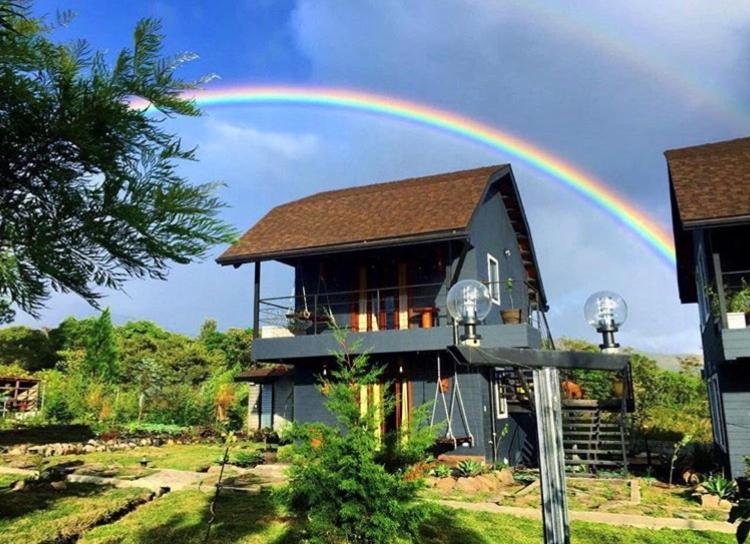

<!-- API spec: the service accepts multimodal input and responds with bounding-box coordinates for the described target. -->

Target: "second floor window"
[487,254,500,304]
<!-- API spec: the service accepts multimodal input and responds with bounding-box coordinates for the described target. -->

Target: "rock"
[425,476,439,488]
[475,474,501,492]
[166,439,175,446]
[83,445,96,453]
[27,446,44,455]
[434,477,457,493]
[8,445,27,456]
[493,469,514,487]
[95,445,106,452]
[11,479,25,491]
[50,481,67,491]
[454,476,488,494]
[140,439,150,447]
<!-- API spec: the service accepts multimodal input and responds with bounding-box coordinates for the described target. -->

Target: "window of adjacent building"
[260,383,273,430]
[708,375,727,451]
[487,254,500,305]
[493,369,509,419]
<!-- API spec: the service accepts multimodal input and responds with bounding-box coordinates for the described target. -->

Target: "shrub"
[284,329,432,544]
[231,450,264,468]
[455,459,484,478]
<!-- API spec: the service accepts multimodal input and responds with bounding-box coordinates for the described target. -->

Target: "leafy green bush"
[284,329,432,544]
[125,422,188,436]
[230,450,264,468]
[455,459,484,478]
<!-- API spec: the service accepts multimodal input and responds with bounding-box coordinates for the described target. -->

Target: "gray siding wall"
[719,366,750,478]
[722,329,750,361]
[468,184,530,324]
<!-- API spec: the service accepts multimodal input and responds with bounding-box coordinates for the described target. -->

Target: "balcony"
[252,281,543,362]
[712,270,750,361]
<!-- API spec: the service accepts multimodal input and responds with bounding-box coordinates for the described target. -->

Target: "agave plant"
[694,474,737,500]
[455,459,484,478]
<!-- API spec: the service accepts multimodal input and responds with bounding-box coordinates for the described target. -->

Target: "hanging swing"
[430,353,474,448]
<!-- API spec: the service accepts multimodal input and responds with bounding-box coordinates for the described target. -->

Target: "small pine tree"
[84,308,119,382]
[285,327,434,544]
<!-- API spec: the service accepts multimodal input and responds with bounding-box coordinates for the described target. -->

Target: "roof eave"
[216,229,471,266]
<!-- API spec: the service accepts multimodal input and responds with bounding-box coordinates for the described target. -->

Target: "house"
[218,165,551,464]
[666,137,750,478]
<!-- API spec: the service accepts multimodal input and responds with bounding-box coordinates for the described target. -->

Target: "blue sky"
[17,0,750,353]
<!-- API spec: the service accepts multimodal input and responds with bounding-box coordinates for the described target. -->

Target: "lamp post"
[584,291,628,353]
[448,280,570,543]
[446,279,492,345]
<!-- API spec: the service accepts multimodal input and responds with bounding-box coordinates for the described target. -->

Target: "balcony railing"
[257,280,548,339]
[716,270,750,330]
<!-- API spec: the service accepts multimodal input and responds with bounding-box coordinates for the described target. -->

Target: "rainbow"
[132,86,676,265]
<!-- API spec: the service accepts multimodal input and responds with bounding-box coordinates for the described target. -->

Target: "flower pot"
[727,312,747,329]
[501,309,522,324]
[611,379,625,398]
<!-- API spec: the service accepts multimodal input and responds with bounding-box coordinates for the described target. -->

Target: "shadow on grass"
[0,482,115,522]
[0,424,94,446]
[122,490,301,544]
[417,507,489,544]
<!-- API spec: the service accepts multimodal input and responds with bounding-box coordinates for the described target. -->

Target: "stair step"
[565,459,623,466]
[563,439,623,446]
[564,449,623,456]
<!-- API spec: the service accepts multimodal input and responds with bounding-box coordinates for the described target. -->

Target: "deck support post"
[253,261,261,340]
[533,366,571,544]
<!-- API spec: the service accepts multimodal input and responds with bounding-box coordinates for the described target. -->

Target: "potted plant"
[727,280,750,329]
[693,473,737,509]
[500,277,522,324]
[738,456,750,498]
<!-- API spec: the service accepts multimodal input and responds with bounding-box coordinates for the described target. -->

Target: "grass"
[0,482,152,544]
[0,473,21,488]
[78,488,733,544]
[425,476,731,522]
[0,479,733,544]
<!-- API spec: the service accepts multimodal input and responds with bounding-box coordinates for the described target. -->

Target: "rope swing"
[430,353,474,448]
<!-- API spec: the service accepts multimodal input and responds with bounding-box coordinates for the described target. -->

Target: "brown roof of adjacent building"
[665,137,750,226]
[235,365,293,382]
[217,165,507,264]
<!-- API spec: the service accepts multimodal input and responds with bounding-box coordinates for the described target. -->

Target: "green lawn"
[78,488,733,544]
[0,474,20,488]
[0,483,152,544]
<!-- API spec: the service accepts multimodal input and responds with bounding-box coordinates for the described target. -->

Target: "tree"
[84,308,119,382]
[285,329,432,543]
[0,3,235,321]
[131,357,167,421]
[0,325,56,370]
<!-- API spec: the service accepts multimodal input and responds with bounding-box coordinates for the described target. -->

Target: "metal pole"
[533,366,570,544]
[253,261,261,340]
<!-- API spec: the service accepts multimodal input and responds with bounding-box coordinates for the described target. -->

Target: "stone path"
[1,462,291,493]
[437,499,737,534]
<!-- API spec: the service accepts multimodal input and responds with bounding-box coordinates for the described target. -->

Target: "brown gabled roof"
[665,137,750,226]
[217,165,507,264]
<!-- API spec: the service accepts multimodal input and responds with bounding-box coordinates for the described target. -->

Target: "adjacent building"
[666,137,750,477]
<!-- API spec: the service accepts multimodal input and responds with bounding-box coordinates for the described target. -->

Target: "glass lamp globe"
[584,291,627,331]
[447,280,492,323]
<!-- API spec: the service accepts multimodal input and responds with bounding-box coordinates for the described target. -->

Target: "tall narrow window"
[487,254,500,304]
[493,369,508,419]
